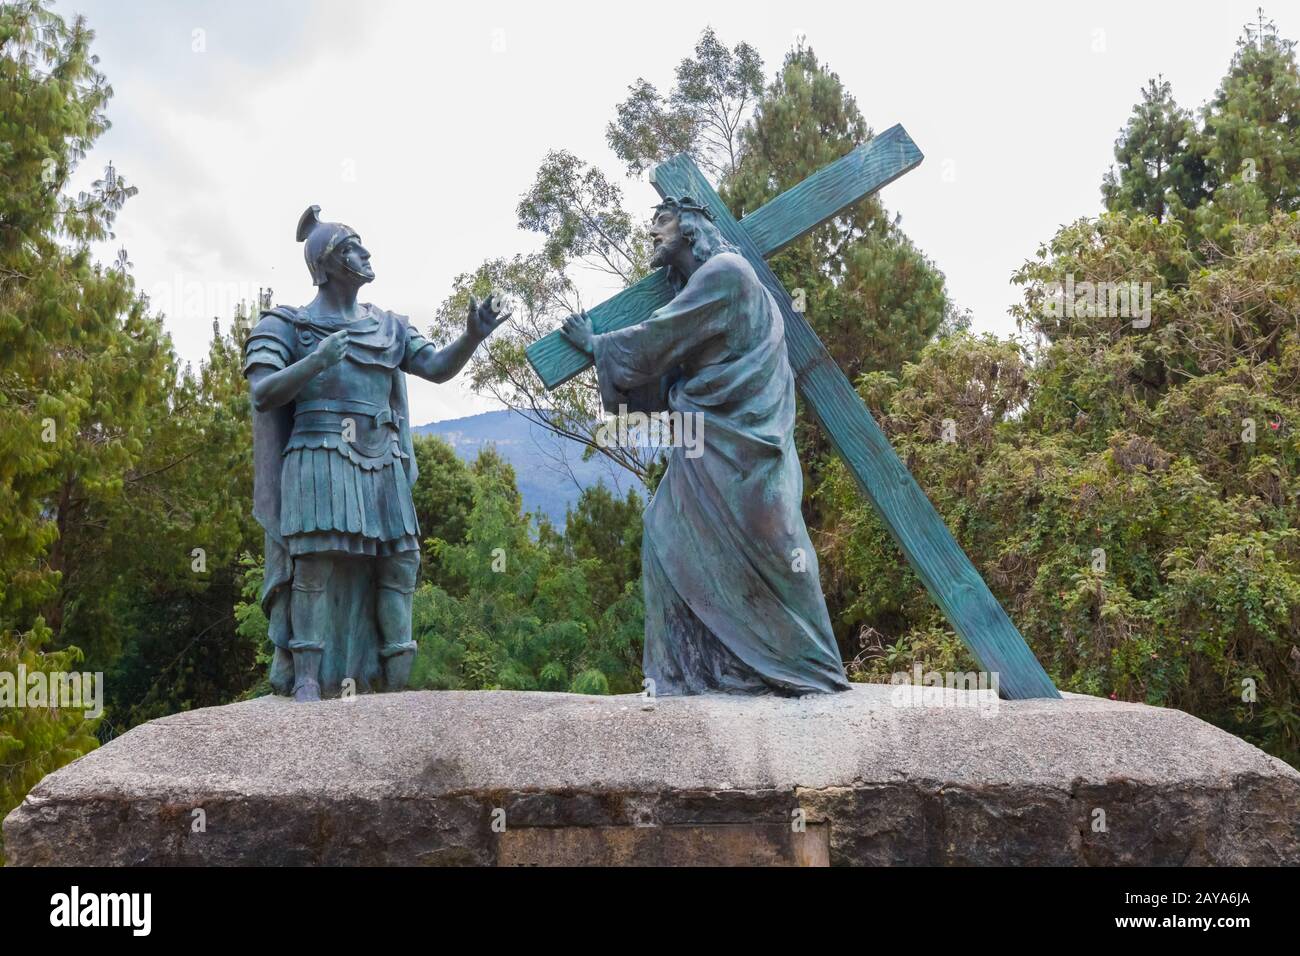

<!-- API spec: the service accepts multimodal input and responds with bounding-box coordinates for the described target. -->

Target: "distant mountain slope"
[414,409,644,524]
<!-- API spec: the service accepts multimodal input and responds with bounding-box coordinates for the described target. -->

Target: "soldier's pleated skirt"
[280,445,420,557]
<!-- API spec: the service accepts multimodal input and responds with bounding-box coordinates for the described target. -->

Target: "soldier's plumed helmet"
[296,205,360,286]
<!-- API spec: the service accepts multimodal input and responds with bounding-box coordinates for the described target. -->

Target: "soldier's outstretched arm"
[249,329,348,411]
[404,294,511,384]
[404,332,479,384]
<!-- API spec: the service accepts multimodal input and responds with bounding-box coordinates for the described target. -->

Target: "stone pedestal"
[5,685,1297,865]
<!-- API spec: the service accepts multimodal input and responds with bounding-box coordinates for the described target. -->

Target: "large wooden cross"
[525,124,1060,699]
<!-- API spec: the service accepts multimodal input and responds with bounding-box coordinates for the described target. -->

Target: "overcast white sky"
[55,0,1289,425]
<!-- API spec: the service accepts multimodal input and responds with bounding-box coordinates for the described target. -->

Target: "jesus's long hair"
[665,210,739,294]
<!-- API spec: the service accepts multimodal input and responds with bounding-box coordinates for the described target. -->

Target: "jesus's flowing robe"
[591,251,851,696]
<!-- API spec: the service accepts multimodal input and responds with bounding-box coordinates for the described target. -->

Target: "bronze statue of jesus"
[562,197,850,696]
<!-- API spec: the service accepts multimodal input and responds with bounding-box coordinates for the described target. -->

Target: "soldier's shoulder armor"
[250,307,301,343]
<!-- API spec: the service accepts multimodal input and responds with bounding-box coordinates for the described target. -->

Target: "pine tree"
[723,44,955,387]
[0,0,147,860]
[1102,76,1208,222]
[92,304,263,730]
[1204,12,1300,208]
[0,2,154,624]
[1194,11,1300,249]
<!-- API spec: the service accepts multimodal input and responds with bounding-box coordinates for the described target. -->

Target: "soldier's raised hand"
[316,329,349,368]
[468,293,513,341]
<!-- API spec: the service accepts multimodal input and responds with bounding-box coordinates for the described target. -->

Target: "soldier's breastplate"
[292,360,397,457]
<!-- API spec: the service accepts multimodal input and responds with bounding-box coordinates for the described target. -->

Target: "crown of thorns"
[653,196,714,221]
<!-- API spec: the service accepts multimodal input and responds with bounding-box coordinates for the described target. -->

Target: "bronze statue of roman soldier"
[244,206,508,701]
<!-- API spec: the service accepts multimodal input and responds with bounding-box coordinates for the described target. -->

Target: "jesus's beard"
[650,236,688,270]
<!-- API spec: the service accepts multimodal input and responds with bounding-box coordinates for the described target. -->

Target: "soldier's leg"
[289,554,332,702]
[375,549,419,691]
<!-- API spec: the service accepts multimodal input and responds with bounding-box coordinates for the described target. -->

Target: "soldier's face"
[332,237,375,284]
[649,209,686,268]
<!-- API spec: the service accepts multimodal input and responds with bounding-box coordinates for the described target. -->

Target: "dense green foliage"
[1,2,131,861]
[0,3,263,860]
[409,445,644,694]
[821,16,1300,764]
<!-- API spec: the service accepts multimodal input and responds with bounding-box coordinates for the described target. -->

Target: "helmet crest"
[296,205,360,286]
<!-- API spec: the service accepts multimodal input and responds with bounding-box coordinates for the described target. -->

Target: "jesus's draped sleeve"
[589,258,735,414]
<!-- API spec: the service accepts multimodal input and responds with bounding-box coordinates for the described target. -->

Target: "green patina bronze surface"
[590,239,850,695]
[540,126,1062,700]
[245,206,508,701]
